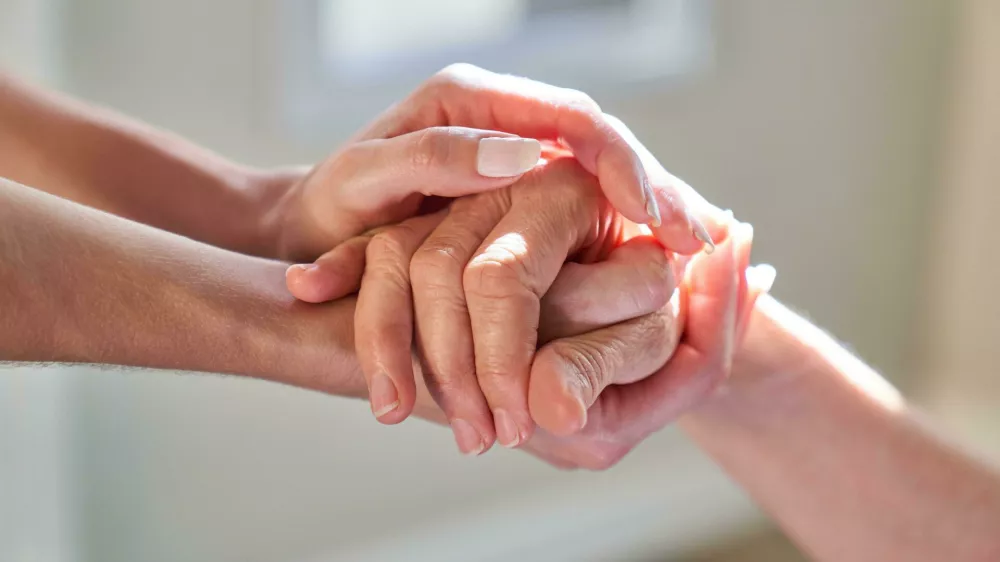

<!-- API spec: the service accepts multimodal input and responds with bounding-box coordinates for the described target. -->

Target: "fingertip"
[368,369,419,426]
[285,263,329,303]
[748,264,777,295]
[685,227,739,294]
[531,385,587,437]
[529,358,588,436]
[647,201,709,255]
[372,402,414,425]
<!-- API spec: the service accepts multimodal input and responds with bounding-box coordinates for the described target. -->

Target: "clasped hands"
[266,65,774,469]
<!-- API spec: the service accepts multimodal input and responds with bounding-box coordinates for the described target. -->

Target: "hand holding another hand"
[270,64,773,468]
[263,64,717,264]
[289,154,771,467]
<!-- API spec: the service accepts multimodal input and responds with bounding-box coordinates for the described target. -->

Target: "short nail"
[643,181,662,227]
[477,137,542,178]
[494,409,522,448]
[450,419,485,456]
[369,372,399,419]
[286,263,318,276]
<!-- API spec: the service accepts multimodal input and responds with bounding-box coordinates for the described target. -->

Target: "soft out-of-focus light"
[321,0,525,65]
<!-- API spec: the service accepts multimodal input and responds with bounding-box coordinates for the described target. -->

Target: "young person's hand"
[264,64,718,265]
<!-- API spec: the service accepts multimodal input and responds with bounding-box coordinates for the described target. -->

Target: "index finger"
[359,64,711,254]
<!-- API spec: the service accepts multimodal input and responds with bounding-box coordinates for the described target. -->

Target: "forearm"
[0,178,364,397]
[681,296,1000,562]
[0,73,297,257]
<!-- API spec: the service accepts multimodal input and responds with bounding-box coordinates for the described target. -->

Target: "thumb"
[340,126,542,211]
[529,305,682,436]
[285,235,371,303]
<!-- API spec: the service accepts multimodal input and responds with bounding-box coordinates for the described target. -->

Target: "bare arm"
[0,177,361,396]
[681,295,1000,562]
[0,73,288,257]
[0,67,722,267]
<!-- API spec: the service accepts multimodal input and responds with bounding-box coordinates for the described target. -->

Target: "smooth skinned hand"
[268,64,716,268]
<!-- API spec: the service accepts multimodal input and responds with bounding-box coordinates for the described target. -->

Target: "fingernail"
[494,409,522,448]
[369,372,399,419]
[688,212,715,254]
[450,419,485,456]
[286,263,318,276]
[477,137,542,178]
[643,181,662,227]
[748,264,777,294]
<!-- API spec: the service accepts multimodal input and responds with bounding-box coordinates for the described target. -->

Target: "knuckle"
[367,229,410,262]
[410,127,454,171]
[475,358,515,385]
[426,63,478,94]
[524,160,601,214]
[451,188,511,215]
[356,310,407,343]
[463,253,528,299]
[560,88,602,115]
[411,243,465,283]
[335,143,368,171]
[425,360,477,393]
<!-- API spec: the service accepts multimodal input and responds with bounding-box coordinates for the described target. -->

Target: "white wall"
[920,0,1000,459]
[0,0,62,83]
[1,2,75,561]
[2,1,952,561]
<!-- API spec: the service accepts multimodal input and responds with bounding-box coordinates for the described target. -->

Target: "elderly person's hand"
[297,176,768,466]
[266,64,715,269]
[296,151,768,459]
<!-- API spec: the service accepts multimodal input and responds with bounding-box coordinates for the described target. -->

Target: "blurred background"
[1,0,998,560]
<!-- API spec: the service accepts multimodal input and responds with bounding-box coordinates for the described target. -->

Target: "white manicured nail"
[476,137,542,178]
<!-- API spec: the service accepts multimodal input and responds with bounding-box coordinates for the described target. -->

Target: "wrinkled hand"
[298,155,771,467]
[302,157,678,450]
[267,64,716,265]
[310,200,768,469]
[524,228,774,470]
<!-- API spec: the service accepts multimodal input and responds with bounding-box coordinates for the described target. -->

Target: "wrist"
[681,294,902,429]
[681,295,823,423]
[213,254,369,399]
[247,166,310,261]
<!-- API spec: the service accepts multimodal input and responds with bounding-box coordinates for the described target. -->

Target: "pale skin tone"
[2,67,999,561]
